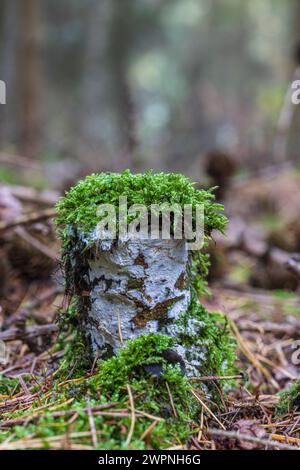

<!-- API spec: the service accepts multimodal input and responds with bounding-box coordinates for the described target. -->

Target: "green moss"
[190,250,211,296]
[177,300,236,375]
[0,335,200,449]
[228,264,252,285]
[90,333,175,392]
[0,376,20,396]
[0,167,20,185]
[89,333,199,446]
[55,170,226,239]
[277,380,300,415]
[0,328,236,449]
[272,290,297,301]
[162,297,237,401]
[283,304,300,316]
[57,329,91,379]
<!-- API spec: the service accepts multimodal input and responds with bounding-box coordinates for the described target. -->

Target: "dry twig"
[208,428,300,451]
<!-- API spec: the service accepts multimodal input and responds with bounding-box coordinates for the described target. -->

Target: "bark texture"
[75,236,190,356]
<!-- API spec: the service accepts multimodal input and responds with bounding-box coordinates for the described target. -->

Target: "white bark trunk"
[79,237,190,356]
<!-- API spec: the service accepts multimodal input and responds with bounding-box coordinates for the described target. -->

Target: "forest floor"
[0,168,300,450]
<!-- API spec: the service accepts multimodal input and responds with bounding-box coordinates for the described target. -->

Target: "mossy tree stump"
[56,171,235,377]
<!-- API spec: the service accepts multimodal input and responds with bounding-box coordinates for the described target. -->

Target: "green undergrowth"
[277,380,300,415]
[0,376,20,395]
[0,326,236,449]
[0,335,197,449]
[173,298,237,388]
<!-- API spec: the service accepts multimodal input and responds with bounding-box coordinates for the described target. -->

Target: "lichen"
[171,297,237,395]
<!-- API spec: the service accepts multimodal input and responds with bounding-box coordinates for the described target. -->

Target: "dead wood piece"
[238,320,300,337]
[191,374,244,382]
[3,286,62,329]
[0,152,41,170]
[0,208,56,232]
[208,428,300,450]
[0,323,58,342]
[287,254,300,278]
[14,226,57,260]
[9,185,59,206]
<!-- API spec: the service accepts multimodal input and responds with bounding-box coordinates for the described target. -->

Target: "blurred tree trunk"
[18,0,42,159]
[286,0,300,163]
[108,0,137,169]
[293,0,300,140]
[275,0,300,163]
[79,0,111,169]
[294,0,300,46]
[0,0,18,144]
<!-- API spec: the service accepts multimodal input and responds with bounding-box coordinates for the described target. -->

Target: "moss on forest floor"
[0,353,195,449]
[277,381,300,415]
[0,317,236,450]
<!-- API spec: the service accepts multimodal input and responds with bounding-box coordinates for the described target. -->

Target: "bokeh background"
[1,0,300,190]
[1,4,300,446]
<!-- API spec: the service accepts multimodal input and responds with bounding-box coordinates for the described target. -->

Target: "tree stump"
[56,171,235,377]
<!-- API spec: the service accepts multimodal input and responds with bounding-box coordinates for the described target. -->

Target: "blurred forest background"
[1,0,300,189]
[1,1,300,451]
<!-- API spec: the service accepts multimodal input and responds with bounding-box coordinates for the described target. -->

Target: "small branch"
[3,286,62,329]
[237,320,300,337]
[191,390,225,430]
[117,311,124,345]
[14,226,57,260]
[0,324,58,342]
[190,374,244,382]
[0,152,41,170]
[165,381,178,418]
[125,384,136,447]
[10,185,59,206]
[0,208,56,232]
[230,319,279,390]
[287,255,300,278]
[271,433,300,446]
[87,398,98,447]
[140,420,158,441]
[208,428,300,451]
